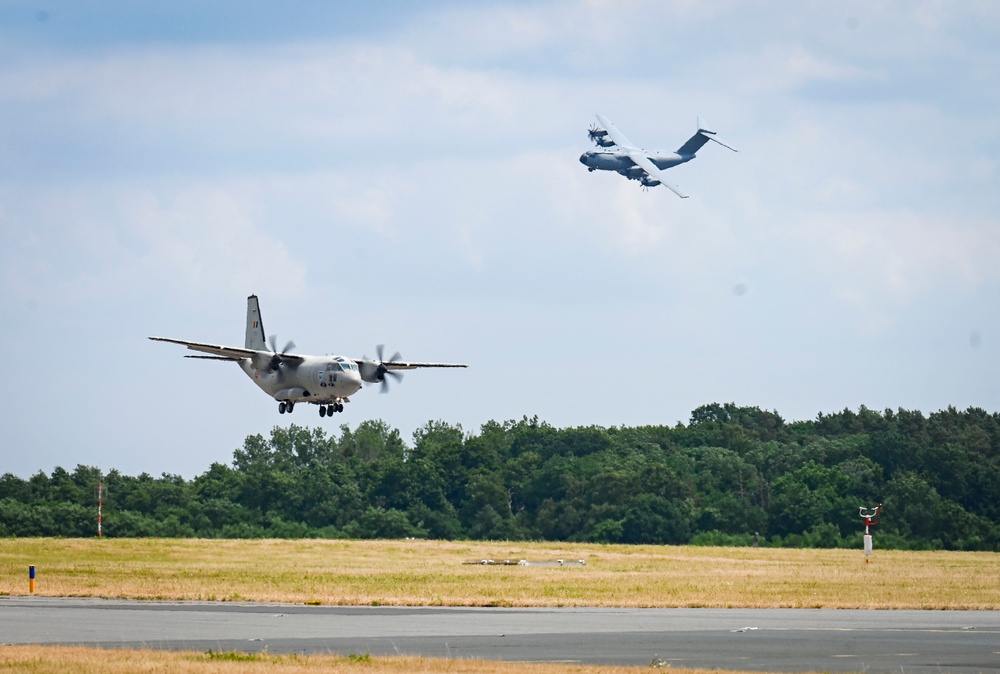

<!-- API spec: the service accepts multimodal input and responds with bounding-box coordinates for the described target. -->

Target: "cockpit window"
[340,362,350,371]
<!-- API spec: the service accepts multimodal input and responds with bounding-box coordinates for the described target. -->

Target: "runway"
[2,597,998,672]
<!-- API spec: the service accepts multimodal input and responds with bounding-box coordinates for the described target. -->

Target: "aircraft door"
[315,364,331,391]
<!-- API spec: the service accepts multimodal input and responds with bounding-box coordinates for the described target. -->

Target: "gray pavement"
[1,597,998,672]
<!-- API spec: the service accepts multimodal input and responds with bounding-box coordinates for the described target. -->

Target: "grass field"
[1,538,998,609]
[0,645,764,674]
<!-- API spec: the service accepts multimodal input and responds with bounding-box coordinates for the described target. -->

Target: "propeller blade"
[379,371,403,393]
[266,335,296,372]
[363,344,405,392]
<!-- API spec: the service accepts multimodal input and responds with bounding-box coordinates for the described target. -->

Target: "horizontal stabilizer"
[697,117,737,152]
[702,131,737,152]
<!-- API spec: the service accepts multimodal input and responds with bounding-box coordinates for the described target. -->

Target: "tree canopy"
[3,405,999,550]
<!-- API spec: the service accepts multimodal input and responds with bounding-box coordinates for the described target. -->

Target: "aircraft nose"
[579,152,591,164]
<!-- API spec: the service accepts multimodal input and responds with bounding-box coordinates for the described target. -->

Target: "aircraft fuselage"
[579,150,694,176]
[238,355,362,403]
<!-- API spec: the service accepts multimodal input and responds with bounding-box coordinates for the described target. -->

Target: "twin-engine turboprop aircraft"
[151,295,467,418]
[579,114,737,197]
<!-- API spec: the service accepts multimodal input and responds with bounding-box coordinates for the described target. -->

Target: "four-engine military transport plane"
[580,114,737,197]
[151,295,467,418]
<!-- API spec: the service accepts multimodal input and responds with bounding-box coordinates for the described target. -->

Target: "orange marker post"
[29,565,35,593]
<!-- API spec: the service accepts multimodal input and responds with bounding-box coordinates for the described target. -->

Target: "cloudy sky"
[2,1,998,478]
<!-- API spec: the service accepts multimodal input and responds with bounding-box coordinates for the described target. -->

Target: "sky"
[1,1,998,478]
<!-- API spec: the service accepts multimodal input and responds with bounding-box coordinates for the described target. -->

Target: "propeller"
[588,124,612,147]
[267,334,296,373]
[360,344,404,393]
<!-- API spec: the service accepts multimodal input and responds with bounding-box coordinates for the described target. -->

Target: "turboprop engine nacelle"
[359,362,387,383]
[588,128,614,148]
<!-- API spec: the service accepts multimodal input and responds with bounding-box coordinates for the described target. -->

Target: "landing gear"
[279,401,286,414]
[278,401,294,414]
[318,402,344,417]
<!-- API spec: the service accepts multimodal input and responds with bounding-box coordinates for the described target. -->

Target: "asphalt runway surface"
[2,597,998,672]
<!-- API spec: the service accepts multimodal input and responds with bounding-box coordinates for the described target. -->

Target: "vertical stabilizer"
[676,117,738,156]
[245,295,267,350]
[676,123,711,156]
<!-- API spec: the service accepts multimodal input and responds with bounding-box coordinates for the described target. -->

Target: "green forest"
[3,404,999,550]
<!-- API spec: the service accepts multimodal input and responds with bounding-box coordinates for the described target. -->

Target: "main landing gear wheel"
[319,403,343,417]
[279,402,286,414]
[279,401,294,414]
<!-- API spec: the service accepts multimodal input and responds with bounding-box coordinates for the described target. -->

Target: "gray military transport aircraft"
[151,295,467,418]
[580,114,737,197]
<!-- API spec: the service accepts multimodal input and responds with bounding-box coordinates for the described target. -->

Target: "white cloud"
[777,208,1000,326]
[0,182,307,308]
[120,185,308,297]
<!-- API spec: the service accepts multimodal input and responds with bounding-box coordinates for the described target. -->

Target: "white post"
[97,481,103,538]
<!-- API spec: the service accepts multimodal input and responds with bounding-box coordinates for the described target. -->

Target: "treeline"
[3,404,999,550]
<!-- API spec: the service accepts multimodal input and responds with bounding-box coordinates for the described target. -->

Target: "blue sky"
[1,1,998,478]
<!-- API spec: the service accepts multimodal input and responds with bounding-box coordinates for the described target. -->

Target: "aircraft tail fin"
[676,117,738,156]
[245,295,267,351]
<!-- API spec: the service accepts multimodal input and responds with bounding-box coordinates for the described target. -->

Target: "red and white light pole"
[859,503,882,563]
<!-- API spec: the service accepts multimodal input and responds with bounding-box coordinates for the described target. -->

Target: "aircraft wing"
[597,114,688,197]
[350,357,467,371]
[382,361,468,371]
[149,336,305,363]
[595,114,635,150]
[626,152,689,198]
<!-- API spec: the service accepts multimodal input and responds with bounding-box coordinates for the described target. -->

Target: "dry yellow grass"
[1,538,997,609]
[0,645,778,674]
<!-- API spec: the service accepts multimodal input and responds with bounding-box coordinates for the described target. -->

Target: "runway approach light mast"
[859,503,883,563]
